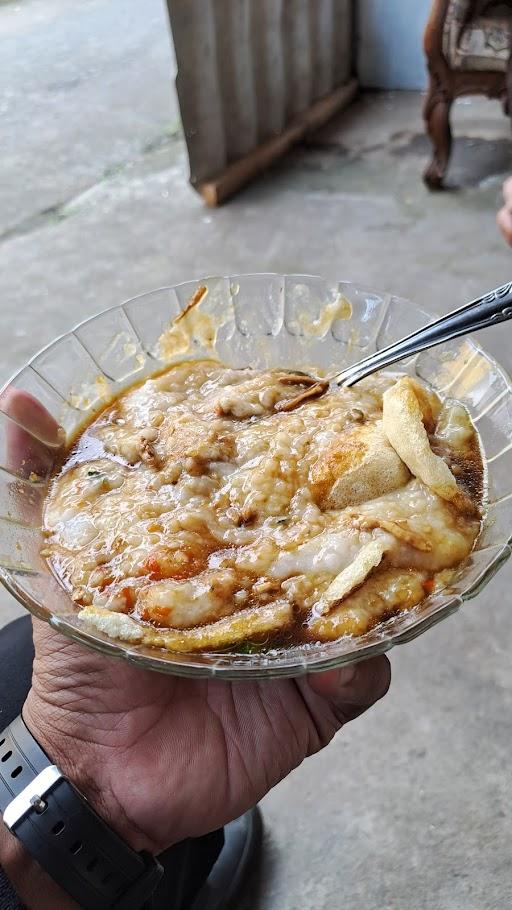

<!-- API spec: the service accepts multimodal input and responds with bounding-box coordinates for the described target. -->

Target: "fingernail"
[336,665,357,687]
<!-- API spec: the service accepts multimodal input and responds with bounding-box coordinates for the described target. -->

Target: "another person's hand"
[2,390,390,867]
[497,177,512,246]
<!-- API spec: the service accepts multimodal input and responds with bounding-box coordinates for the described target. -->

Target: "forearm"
[0,694,154,910]
[0,824,77,910]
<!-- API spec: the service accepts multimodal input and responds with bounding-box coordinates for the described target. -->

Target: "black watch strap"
[0,715,163,909]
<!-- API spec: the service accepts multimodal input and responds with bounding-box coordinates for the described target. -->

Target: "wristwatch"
[0,715,163,909]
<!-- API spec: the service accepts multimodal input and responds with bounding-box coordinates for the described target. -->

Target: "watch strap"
[0,715,48,808]
[1,715,163,909]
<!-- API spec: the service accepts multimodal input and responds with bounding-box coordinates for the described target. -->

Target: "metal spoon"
[336,280,512,387]
[276,281,512,411]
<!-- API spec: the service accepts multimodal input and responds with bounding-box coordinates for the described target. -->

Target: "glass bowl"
[1,274,511,679]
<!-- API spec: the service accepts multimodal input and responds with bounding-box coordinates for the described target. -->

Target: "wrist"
[22,691,157,855]
[0,824,77,909]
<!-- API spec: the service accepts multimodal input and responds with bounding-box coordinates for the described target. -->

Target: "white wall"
[357,0,431,90]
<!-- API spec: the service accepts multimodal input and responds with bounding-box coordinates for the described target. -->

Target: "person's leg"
[0,616,36,909]
[154,832,225,910]
[0,615,34,729]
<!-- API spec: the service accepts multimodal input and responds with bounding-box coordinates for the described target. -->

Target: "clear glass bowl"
[1,275,511,679]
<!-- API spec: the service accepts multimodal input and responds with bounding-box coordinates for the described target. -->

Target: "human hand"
[4,389,391,858]
[24,624,390,854]
[497,177,512,246]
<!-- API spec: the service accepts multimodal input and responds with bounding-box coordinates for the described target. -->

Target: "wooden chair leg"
[423,76,453,190]
[506,53,512,117]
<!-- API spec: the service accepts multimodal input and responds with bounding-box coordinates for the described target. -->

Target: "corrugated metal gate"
[166,0,356,204]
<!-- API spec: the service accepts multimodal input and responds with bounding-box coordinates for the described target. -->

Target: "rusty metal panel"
[167,0,355,187]
[283,0,314,118]
[311,0,336,99]
[251,0,287,142]
[213,0,259,162]
[169,0,227,180]
[333,0,354,85]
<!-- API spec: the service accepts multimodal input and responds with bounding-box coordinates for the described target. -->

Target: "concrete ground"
[3,1,512,907]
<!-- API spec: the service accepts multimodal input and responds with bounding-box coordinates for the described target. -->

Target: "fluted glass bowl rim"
[1,273,511,679]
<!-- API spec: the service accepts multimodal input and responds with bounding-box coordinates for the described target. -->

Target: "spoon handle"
[335,281,512,388]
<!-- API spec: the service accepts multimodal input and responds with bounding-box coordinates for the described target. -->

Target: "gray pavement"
[2,1,512,907]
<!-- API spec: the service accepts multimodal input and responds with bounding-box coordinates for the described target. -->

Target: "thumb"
[307,655,391,724]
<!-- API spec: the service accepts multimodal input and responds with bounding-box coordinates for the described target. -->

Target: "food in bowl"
[42,361,484,654]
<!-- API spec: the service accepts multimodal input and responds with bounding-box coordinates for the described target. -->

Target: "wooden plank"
[198,77,358,207]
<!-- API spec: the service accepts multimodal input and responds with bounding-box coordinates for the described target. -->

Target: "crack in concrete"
[0,124,182,245]
[0,202,70,243]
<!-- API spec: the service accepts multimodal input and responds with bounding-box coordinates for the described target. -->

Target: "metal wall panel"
[167,0,355,187]
[251,0,287,142]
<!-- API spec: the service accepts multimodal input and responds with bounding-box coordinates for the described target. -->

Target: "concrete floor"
[3,1,512,908]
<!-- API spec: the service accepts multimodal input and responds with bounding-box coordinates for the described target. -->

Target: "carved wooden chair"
[423,0,512,188]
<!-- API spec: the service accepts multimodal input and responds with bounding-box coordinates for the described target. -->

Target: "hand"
[4,390,391,858]
[497,177,512,246]
[24,626,390,854]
